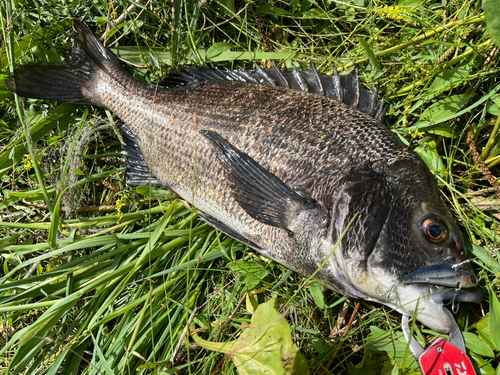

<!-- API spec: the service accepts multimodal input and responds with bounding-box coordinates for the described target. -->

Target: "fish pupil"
[429,224,442,238]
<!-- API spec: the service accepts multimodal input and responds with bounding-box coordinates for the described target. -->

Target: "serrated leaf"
[206,42,236,59]
[192,298,310,375]
[483,0,500,48]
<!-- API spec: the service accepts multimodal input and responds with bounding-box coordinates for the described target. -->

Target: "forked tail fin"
[5,20,124,106]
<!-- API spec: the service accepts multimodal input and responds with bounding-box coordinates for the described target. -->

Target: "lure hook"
[375,283,396,302]
[443,288,461,314]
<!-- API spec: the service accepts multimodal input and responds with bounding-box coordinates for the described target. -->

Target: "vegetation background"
[0,0,499,374]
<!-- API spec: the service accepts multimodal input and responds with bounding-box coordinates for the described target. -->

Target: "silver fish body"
[5,20,481,332]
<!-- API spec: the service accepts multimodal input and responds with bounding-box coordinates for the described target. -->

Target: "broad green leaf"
[308,282,326,309]
[395,0,421,6]
[473,314,497,351]
[488,94,500,115]
[112,46,307,66]
[0,74,13,100]
[489,286,500,350]
[227,260,269,288]
[465,239,500,273]
[414,141,446,175]
[1,19,71,69]
[261,5,293,16]
[47,135,62,146]
[192,297,310,375]
[415,94,472,135]
[426,67,469,94]
[310,338,329,354]
[366,327,419,369]
[136,186,171,200]
[302,8,332,19]
[219,0,235,16]
[483,0,500,48]
[206,42,236,59]
[348,349,392,375]
[359,38,382,77]
[246,293,259,314]
[463,332,495,357]
[471,354,496,374]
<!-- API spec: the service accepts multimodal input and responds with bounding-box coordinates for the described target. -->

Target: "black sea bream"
[6,20,481,332]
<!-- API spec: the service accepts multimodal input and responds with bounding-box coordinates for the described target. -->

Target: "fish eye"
[421,218,448,244]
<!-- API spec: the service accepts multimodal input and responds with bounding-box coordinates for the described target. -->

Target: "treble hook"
[375,283,396,302]
[452,292,461,314]
[443,288,461,314]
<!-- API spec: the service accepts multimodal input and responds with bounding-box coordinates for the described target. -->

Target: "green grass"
[1,0,500,374]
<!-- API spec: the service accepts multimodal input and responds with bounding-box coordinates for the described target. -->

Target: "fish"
[5,20,481,333]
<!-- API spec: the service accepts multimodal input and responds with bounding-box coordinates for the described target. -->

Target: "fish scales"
[5,20,481,333]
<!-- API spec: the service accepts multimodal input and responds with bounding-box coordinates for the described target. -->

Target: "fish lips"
[388,264,482,332]
[388,283,481,333]
[430,284,482,304]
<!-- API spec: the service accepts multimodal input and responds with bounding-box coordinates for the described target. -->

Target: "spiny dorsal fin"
[157,62,386,121]
[201,130,317,233]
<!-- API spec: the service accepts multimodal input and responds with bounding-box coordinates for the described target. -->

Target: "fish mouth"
[387,284,482,333]
[372,264,482,332]
[430,285,482,304]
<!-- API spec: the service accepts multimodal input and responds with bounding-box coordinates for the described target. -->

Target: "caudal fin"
[5,20,124,105]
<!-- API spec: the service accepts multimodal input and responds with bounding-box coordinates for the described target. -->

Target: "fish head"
[326,162,481,333]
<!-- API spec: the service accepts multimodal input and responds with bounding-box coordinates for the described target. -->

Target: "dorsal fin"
[157,62,386,121]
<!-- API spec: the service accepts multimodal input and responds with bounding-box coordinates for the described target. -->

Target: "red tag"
[418,338,475,375]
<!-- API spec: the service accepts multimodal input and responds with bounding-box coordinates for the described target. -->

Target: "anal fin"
[121,126,165,188]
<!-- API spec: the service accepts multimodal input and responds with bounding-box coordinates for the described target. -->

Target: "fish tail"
[5,20,123,106]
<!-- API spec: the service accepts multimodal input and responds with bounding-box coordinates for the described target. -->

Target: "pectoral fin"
[201,130,317,233]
